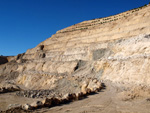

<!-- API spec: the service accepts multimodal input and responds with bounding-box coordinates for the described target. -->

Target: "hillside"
[0,4,150,113]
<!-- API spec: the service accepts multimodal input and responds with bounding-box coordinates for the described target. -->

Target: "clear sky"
[0,0,149,56]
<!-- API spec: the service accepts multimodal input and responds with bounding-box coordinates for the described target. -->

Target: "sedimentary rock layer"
[1,4,150,111]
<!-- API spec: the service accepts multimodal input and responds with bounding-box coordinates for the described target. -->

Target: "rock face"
[1,4,150,111]
[0,56,8,65]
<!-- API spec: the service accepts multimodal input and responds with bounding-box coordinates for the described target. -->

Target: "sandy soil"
[0,92,42,111]
[1,81,150,113]
[34,81,150,113]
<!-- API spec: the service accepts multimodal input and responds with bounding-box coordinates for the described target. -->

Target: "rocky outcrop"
[1,4,150,89]
[0,56,8,65]
[1,4,150,112]
[0,83,21,93]
[2,79,102,111]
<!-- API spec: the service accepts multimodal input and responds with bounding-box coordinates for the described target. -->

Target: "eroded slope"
[0,4,150,112]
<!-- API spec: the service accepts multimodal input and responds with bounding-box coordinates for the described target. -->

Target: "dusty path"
[34,81,150,113]
[0,92,42,111]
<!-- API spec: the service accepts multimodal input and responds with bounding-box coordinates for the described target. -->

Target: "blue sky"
[0,0,149,56]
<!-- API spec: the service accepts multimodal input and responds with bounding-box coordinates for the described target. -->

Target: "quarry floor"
[34,81,150,113]
[1,81,150,113]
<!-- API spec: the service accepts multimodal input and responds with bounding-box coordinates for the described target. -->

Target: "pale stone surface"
[22,104,32,110]
[30,101,43,108]
[1,4,150,112]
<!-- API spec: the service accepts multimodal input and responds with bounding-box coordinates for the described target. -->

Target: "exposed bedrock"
[1,4,150,111]
[0,56,8,65]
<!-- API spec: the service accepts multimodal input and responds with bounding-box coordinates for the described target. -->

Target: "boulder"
[42,98,52,107]
[22,104,32,110]
[62,93,69,103]
[87,79,102,93]
[30,101,43,108]
[68,93,76,101]
[51,97,61,106]
[81,81,88,94]
[75,92,84,100]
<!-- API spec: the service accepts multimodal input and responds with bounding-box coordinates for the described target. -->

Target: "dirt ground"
[1,81,150,113]
[34,81,150,113]
[0,92,42,111]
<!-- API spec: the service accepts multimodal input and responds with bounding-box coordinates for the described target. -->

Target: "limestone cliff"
[0,4,150,111]
[20,4,150,86]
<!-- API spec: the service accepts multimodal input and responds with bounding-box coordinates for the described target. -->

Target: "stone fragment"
[7,104,21,110]
[68,93,76,101]
[42,98,52,107]
[87,79,102,93]
[81,81,88,94]
[62,93,69,103]
[51,97,61,105]
[22,104,32,110]
[30,101,43,108]
[75,92,83,100]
